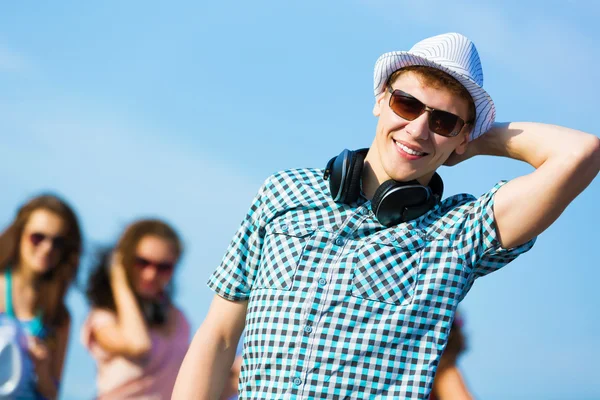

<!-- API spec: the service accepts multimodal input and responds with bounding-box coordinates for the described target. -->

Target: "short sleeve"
[80,308,118,361]
[207,176,274,301]
[454,181,536,278]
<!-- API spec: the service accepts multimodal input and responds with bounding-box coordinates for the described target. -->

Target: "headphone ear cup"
[340,151,365,204]
[371,180,398,216]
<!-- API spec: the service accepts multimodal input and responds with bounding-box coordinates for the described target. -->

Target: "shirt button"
[303,325,312,334]
[358,208,366,215]
[318,278,327,287]
[281,224,289,232]
[293,378,302,386]
[335,237,344,246]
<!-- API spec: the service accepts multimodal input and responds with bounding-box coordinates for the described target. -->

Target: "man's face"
[369,71,471,185]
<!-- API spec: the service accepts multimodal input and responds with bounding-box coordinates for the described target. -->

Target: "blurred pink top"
[81,307,190,400]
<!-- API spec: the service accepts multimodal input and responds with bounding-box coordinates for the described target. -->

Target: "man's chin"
[384,167,422,183]
[387,169,436,185]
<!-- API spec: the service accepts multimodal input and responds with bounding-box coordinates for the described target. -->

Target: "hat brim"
[374,51,495,141]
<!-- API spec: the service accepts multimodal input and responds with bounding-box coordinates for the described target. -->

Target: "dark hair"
[85,219,183,324]
[0,194,82,328]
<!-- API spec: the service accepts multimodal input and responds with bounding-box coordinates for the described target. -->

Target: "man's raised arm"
[462,122,599,249]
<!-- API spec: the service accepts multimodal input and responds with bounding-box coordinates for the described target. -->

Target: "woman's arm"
[29,314,71,399]
[432,365,473,400]
[91,253,152,359]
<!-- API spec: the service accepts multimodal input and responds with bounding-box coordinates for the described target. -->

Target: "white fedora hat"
[374,32,495,141]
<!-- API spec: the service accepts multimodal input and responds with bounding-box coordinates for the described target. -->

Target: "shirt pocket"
[351,229,426,306]
[256,220,316,290]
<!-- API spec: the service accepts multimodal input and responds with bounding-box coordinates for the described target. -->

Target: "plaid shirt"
[208,168,535,399]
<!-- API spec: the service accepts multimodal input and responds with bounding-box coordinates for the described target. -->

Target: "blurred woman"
[0,194,82,399]
[81,219,190,399]
[430,314,473,400]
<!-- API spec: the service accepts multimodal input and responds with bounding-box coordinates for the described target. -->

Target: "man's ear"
[454,131,470,155]
[372,90,387,117]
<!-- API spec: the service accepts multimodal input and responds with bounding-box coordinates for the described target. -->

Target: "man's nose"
[405,112,430,140]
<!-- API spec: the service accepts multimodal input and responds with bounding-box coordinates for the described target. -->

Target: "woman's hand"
[109,251,128,284]
[28,336,51,376]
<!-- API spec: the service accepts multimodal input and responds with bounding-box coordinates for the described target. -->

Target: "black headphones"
[324,148,443,226]
[140,298,169,326]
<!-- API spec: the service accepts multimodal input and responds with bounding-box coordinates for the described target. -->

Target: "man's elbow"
[573,134,600,169]
[587,134,600,169]
[193,321,232,352]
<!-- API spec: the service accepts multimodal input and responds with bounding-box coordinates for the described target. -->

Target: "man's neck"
[362,154,434,200]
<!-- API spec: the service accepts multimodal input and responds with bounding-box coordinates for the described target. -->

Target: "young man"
[173,33,599,399]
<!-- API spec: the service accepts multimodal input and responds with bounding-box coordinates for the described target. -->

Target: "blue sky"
[1,1,599,399]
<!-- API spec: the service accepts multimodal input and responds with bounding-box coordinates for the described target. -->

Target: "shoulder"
[258,168,329,213]
[413,183,506,240]
[170,305,188,323]
[438,182,506,225]
[437,192,479,218]
[170,305,191,338]
[265,168,326,192]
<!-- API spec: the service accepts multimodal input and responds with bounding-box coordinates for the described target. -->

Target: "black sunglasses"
[29,232,67,250]
[387,87,471,137]
[134,256,175,274]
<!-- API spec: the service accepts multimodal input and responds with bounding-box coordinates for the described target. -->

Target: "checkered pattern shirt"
[208,168,535,399]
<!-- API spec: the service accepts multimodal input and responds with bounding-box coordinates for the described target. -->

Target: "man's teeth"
[396,141,426,156]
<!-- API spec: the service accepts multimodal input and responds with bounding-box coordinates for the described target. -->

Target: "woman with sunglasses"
[81,218,190,399]
[0,194,82,399]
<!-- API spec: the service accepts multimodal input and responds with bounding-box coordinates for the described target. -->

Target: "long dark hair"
[85,219,183,324]
[0,194,82,328]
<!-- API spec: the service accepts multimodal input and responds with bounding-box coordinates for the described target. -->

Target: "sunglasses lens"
[157,263,174,274]
[134,257,174,274]
[134,256,151,268]
[30,233,45,246]
[390,92,424,120]
[52,237,67,250]
[430,110,460,137]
